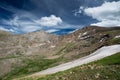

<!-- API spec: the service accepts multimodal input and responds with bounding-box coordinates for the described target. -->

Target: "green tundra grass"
[23,52,120,80]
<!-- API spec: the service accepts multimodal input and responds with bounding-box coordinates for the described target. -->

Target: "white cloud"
[35,15,62,27]
[74,6,84,16]
[21,26,42,33]
[91,20,120,27]
[46,29,59,33]
[1,14,81,34]
[0,15,63,33]
[84,1,120,27]
[1,16,42,33]
[0,27,15,32]
[10,16,20,27]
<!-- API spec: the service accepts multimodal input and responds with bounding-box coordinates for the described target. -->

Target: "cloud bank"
[0,14,78,34]
[0,15,62,33]
[1,0,119,35]
[84,1,120,27]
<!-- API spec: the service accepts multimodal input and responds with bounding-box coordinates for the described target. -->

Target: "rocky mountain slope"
[0,26,120,80]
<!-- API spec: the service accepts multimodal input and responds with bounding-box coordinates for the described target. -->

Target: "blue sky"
[0,0,120,35]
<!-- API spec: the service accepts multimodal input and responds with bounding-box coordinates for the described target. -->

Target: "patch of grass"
[56,42,90,56]
[102,30,120,35]
[0,51,23,61]
[109,38,120,45]
[37,65,120,80]
[0,33,8,37]
[56,42,76,55]
[31,52,120,80]
[0,55,21,61]
[92,53,120,65]
[0,33,10,41]
[1,56,65,80]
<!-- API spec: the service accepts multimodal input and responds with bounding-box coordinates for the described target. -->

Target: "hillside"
[0,26,120,80]
[35,52,120,80]
[17,45,120,79]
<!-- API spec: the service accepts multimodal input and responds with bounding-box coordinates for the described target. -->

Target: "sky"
[0,0,120,35]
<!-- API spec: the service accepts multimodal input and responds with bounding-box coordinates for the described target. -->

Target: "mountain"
[0,26,120,80]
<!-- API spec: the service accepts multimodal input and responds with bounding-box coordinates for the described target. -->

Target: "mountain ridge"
[0,26,120,80]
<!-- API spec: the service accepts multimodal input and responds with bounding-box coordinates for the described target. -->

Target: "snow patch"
[83,32,88,36]
[78,33,82,38]
[115,35,120,38]
[29,43,46,48]
[30,45,120,76]
[78,32,89,40]
[39,43,46,46]
[47,40,51,43]
[80,36,90,40]
[50,45,56,48]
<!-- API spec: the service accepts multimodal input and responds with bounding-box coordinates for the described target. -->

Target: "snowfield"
[28,45,120,77]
